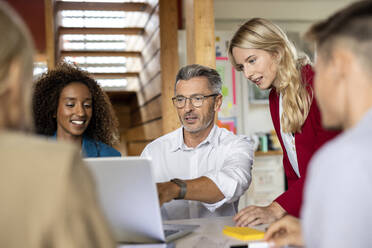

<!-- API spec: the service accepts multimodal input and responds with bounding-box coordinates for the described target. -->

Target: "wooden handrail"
[59,27,144,35]
[56,2,148,12]
[60,50,141,57]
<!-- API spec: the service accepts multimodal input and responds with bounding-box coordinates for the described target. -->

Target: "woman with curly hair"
[228,18,339,226]
[33,63,121,157]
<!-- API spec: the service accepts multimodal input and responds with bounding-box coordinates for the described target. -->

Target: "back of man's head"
[306,0,372,71]
[174,64,222,94]
[0,2,34,130]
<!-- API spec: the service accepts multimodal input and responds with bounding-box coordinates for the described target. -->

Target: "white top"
[279,93,300,177]
[141,125,254,220]
[302,108,372,247]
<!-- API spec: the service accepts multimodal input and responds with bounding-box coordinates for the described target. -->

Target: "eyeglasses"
[172,94,218,108]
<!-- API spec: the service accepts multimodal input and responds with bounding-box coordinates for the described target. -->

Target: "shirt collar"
[170,125,219,152]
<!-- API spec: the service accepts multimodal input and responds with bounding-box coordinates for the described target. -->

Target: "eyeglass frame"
[172,93,219,108]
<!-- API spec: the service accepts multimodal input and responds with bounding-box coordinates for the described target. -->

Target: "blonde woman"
[228,18,339,226]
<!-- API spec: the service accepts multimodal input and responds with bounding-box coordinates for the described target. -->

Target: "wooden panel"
[124,77,141,91]
[131,96,162,126]
[139,51,161,87]
[61,51,141,57]
[126,119,162,141]
[126,57,142,72]
[56,2,148,12]
[185,0,216,68]
[107,91,136,102]
[45,0,56,69]
[142,29,160,67]
[159,0,180,134]
[142,5,159,45]
[112,103,131,131]
[124,4,158,54]
[59,27,144,35]
[125,0,161,144]
[127,141,151,156]
[135,72,161,108]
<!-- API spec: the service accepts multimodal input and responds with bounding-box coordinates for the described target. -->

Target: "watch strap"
[170,178,187,200]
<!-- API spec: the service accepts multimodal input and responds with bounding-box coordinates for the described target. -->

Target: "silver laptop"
[84,157,198,244]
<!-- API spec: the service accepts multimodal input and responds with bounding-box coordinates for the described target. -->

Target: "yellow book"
[222,226,265,241]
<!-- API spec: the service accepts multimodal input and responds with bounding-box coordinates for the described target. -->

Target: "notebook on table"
[84,157,198,244]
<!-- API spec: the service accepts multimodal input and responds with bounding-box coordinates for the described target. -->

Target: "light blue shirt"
[51,133,121,158]
[302,107,372,247]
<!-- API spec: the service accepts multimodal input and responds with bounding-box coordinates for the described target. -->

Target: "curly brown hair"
[32,63,119,146]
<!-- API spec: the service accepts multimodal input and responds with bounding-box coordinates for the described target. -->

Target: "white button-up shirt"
[141,125,254,220]
[279,93,300,177]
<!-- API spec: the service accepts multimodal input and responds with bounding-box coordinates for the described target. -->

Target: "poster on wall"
[216,56,238,134]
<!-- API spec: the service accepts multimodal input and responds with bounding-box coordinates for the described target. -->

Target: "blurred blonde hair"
[0,1,34,131]
[228,18,312,133]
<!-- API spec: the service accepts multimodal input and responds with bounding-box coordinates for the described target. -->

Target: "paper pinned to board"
[222,225,265,241]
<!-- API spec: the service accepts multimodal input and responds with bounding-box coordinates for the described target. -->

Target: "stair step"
[92,72,139,79]
[59,27,144,35]
[56,2,148,12]
[61,50,141,57]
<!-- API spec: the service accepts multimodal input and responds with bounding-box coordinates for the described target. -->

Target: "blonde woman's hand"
[234,201,286,227]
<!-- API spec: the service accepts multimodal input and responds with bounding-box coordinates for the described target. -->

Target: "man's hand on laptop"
[157,182,181,206]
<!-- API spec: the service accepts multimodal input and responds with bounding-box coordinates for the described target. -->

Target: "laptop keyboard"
[164,229,180,237]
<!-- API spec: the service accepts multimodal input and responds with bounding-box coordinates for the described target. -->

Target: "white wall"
[213,0,357,33]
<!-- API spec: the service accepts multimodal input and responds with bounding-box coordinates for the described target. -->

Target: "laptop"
[84,157,198,244]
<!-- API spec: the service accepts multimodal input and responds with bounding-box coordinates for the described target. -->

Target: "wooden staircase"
[46,0,151,91]
[45,0,179,156]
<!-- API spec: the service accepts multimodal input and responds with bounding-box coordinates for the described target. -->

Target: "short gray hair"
[174,64,222,94]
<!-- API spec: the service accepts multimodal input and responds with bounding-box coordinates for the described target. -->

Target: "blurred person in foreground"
[264,1,372,247]
[0,2,115,247]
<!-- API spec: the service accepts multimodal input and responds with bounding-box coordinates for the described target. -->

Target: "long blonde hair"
[228,18,312,133]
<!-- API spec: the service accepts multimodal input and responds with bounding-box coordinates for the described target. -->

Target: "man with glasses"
[141,64,254,220]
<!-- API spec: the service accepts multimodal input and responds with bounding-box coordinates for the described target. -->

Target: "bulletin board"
[216,57,238,134]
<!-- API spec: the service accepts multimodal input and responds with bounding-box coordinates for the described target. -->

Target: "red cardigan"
[269,64,340,217]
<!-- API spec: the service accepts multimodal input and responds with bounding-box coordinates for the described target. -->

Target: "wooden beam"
[91,72,139,78]
[59,27,144,35]
[60,51,141,57]
[56,2,148,12]
[159,0,181,134]
[185,0,216,68]
[44,0,57,69]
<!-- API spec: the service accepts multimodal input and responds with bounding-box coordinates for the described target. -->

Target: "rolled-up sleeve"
[203,136,254,212]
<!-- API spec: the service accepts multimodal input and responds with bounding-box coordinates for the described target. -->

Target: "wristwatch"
[170,178,187,200]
